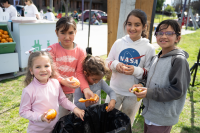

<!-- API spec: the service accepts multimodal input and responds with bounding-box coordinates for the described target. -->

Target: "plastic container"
[0,24,16,54]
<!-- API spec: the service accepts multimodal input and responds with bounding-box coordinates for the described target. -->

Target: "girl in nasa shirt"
[105,9,155,126]
[24,0,40,19]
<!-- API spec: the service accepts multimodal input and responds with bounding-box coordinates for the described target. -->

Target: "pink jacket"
[48,43,89,94]
[19,78,76,133]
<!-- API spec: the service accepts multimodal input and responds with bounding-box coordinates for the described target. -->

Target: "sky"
[164,0,172,5]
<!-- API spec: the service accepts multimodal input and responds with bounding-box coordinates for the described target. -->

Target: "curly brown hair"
[83,55,109,77]
[24,51,56,86]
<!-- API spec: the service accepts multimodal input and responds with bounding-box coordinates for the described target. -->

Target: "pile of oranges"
[0,29,13,43]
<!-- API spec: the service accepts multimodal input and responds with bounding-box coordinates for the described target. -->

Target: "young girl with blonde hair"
[19,51,84,133]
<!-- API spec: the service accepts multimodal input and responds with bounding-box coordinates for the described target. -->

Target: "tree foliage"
[164,5,175,13]
[191,0,200,14]
[156,0,166,11]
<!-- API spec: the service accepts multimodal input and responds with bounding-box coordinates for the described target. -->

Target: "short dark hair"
[1,0,11,4]
[154,19,181,37]
[47,9,52,12]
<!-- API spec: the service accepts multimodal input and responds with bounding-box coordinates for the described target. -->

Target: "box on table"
[0,24,16,54]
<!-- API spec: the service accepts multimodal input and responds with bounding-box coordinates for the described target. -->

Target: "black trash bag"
[53,103,131,133]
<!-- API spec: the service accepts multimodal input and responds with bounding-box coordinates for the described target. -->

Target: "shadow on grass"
[180,87,200,133]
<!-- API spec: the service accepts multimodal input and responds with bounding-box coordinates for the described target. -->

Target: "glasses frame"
[155,31,178,37]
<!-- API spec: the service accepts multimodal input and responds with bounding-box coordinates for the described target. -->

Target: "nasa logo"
[118,48,144,66]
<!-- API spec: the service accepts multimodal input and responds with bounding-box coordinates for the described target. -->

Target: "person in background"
[0,0,17,20]
[43,9,55,21]
[24,0,40,19]
[90,14,99,25]
[72,10,79,21]
[0,5,3,12]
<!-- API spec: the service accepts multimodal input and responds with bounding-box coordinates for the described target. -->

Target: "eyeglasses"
[155,31,178,37]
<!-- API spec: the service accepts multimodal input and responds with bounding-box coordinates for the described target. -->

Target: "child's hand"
[116,63,125,73]
[85,95,99,107]
[123,65,134,75]
[83,88,94,99]
[41,112,54,123]
[134,87,147,98]
[73,107,85,121]
[106,99,116,112]
[61,77,80,89]
[129,84,143,92]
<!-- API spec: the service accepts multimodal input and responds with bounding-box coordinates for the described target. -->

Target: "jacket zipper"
[143,57,160,115]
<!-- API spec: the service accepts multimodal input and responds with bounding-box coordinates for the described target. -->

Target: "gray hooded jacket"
[142,49,191,126]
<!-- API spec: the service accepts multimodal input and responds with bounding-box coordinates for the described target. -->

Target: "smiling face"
[56,26,77,50]
[30,56,52,84]
[156,24,181,51]
[126,15,146,41]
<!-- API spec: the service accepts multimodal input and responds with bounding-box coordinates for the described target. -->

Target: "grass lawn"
[154,14,177,23]
[0,29,200,132]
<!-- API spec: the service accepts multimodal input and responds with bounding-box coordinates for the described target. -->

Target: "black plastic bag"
[53,103,131,133]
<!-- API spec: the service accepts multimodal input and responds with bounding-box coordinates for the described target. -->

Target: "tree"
[191,0,200,14]
[164,5,175,13]
[61,0,70,16]
[156,0,165,11]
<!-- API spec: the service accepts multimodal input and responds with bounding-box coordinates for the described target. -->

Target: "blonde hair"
[24,51,56,86]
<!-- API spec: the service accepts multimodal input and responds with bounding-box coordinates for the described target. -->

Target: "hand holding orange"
[69,77,80,86]
[45,109,57,120]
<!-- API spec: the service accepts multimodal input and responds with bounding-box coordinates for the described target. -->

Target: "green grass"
[154,14,177,23]
[0,29,200,132]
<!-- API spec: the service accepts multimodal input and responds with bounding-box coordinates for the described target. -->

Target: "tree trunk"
[61,0,69,16]
[50,0,53,10]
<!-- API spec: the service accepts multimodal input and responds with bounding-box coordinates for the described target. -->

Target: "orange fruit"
[8,38,13,41]
[78,98,87,102]
[3,31,8,35]
[69,77,80,86]
[2,35,6,39]
[105,106,108,110]
[90,94,99,101]
[5,35,9,38]
[0,37,2,40]
[1,39,6,42]
[0,32,2,36]
[0,29,3,34]
[45,109,57,120]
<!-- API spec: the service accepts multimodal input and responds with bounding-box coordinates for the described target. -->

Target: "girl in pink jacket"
[19,51,84,133]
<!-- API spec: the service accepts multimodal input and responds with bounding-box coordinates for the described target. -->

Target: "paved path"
[75,23,107,56]
[75,23,196,57]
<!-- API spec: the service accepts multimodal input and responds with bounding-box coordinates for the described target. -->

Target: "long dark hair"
[123,9,148,38]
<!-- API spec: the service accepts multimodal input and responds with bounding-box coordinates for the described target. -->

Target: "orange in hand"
[90,94,99,101]
[69,77,80,86]
[105,106,108,110]
[45,109,57,120]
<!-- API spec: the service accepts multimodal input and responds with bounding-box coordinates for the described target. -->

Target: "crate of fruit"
[0,24,16,54]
